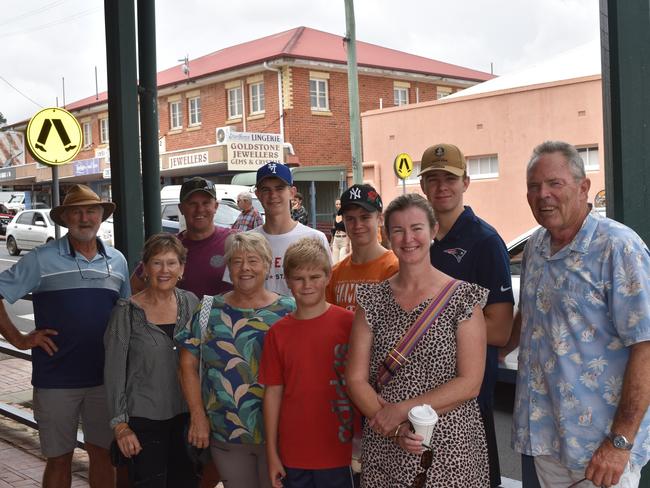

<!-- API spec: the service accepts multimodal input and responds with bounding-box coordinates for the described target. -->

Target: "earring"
[177,275,183,281]
[143,275,149,282]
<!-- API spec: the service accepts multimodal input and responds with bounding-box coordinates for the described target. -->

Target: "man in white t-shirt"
[227,162,330,296]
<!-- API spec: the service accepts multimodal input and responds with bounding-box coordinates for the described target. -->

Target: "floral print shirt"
[176,294,295,444]
[512,212,650,470]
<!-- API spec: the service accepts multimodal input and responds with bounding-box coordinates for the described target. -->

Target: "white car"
[6,210,114,256]
[6,209,65,256]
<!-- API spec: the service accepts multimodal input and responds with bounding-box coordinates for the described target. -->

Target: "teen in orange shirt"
[326,184,398,312]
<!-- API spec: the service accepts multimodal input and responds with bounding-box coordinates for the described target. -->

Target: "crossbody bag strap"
[198,294,214,385]
[376,280,460,391]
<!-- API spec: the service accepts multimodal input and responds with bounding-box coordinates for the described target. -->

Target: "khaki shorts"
[534,454,641,488]
[33,385,113,458]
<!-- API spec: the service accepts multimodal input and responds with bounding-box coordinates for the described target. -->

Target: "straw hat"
[50,184,116,227]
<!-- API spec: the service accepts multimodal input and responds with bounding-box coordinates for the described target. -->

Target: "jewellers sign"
[226,132,283,171]
[169,151,209,168]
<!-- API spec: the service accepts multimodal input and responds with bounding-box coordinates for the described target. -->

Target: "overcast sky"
[0,0,600,125]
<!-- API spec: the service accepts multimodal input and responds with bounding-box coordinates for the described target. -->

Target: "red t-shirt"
[259,305,354,469]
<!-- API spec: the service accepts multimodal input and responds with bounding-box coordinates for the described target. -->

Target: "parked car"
[0,203,14,236]
[161,183,265,219]
[6,209,66,256]
[160,199,243,232]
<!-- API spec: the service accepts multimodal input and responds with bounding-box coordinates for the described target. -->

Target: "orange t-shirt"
[326,250,399,311]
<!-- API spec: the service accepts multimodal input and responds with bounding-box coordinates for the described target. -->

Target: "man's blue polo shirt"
[0,237,130,388]
[429,206,513,409]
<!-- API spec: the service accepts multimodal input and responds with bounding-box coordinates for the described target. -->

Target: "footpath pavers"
[0,356,89,487]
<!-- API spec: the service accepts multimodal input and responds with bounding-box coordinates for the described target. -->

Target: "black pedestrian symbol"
[399,157,411,172]
[35,119,77,153]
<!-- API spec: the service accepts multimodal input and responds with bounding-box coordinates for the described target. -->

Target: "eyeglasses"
[411,448,433,488]
[74,253,111,280]
[374,446,433,488]
[567,478,587,488]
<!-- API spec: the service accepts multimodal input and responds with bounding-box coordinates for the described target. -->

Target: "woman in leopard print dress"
[347,194,489,487]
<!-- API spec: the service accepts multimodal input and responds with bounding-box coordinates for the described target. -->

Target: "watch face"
[614,437,625,449]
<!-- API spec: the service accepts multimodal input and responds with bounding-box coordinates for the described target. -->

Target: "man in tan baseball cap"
[418,143,467,177]
[420,143,513,488]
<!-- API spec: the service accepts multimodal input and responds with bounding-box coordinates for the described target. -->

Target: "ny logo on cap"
[268,163,278,173]
[349,188,362,200]
[435,146,445,157]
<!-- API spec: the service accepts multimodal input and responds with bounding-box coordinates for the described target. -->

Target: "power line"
[0,0,67,28]
[0,6,102,39]
[0,75,44,109]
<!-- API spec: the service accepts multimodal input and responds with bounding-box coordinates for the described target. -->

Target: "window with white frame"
[228,86,243,119]
[188,97,201,126]
[467,155,499,179]
[394,87,408,106]
[169,100,182,129]
[99,118,109,144]
[310,78,329,111]
[437,88,452,99]
[249,82,265,114]
[82,122,92,147]
[578,146,599,171]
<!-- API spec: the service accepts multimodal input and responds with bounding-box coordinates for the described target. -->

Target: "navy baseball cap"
[256,162,293,186]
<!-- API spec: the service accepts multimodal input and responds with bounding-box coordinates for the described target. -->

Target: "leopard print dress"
[357,280,489,488]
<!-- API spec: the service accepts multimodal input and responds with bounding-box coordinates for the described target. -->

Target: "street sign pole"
[52,166,60,239]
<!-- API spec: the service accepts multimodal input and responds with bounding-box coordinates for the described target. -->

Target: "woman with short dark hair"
[105,233,199,487]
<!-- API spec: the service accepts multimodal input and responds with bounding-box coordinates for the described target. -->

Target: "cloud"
[1,0,600,124]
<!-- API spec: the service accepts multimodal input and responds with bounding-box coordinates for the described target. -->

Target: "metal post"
[137,0,161,239]
[601,1,650,485]
[601,0,650,242]
[344,0,363,184]
[104,0,144,270]
[52,166,60,239]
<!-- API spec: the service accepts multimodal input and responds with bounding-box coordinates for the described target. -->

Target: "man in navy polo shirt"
[0,184,129,488]
[419,143,513,488]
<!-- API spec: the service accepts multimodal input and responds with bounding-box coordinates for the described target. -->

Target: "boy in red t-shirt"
[260,238,355,488]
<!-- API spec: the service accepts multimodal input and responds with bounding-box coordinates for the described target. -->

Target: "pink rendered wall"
[360,76,605,243]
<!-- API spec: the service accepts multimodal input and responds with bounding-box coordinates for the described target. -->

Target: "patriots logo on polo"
[435,146,445,157]
[268,163,277,173]
[349,187,362,199]
[444,247,467,263]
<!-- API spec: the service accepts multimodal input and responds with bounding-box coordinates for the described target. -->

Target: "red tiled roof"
[66,26,493,112]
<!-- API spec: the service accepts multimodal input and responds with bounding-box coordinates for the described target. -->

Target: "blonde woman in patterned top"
[346,193,490,487]
[177,232,295,488]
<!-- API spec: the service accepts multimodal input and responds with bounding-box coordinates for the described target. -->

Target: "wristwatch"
[607,432,634,450]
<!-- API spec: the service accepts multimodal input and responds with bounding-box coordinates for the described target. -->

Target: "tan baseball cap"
[418,143,466,177]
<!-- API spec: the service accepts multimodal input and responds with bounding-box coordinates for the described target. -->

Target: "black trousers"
[128,413,199,488]
[480,406,502,488]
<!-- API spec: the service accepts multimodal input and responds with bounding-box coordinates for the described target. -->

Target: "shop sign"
[73,158,101,176]
[226,132,284,171]
[0,167,16,181]
[168,151,209,168]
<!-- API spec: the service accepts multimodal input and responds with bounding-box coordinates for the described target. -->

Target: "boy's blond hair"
[283,237,331,278]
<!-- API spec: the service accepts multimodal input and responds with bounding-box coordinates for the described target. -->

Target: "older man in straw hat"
[0,184,129,487]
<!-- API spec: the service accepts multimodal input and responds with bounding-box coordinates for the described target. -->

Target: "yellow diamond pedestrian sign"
[394,153,413,180]
[26,107,82,166]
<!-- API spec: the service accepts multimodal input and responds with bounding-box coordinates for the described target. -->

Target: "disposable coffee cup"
[408,404,438,446]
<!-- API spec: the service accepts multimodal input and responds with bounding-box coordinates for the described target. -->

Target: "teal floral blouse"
[176,295,295,445]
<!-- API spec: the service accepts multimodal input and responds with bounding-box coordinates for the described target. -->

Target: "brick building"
[2,26,491,221]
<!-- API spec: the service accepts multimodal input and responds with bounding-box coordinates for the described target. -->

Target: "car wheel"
[6,236,21,256]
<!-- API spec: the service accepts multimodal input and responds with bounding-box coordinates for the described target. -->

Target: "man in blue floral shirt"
[510,141,650,487]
